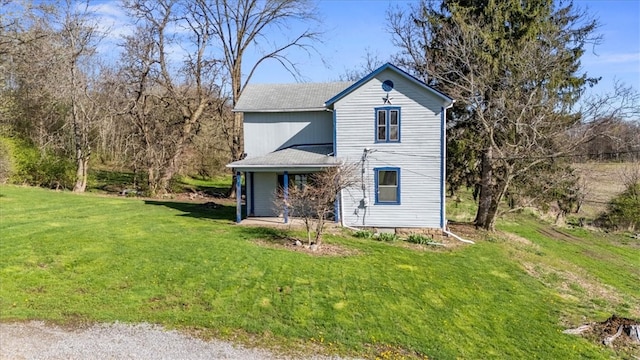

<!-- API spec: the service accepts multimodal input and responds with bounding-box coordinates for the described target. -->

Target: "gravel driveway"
[0,321,352,360]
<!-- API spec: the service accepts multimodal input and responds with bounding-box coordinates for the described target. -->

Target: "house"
[227,63,454,230]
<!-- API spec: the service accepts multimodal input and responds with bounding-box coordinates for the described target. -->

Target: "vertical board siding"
[244,112,333,157]
[253,172,278,216]
[336,69,443,228]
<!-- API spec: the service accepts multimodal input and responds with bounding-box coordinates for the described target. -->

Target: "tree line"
[0,0,319,195]
[1,0,638,231]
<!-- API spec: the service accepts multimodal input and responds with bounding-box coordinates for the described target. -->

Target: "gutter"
[233,107,328,113]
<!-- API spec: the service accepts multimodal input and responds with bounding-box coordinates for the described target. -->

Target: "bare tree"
[337,50,386,81]
[572,83,640,162]
[120,0,226,195]
[274,163,359,248]
[1,2,62,150]
[195,0,323,197]
[59,0,103,192]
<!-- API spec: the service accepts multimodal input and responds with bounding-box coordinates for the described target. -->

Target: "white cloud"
[597,52,640,64]
[88,2,134,41]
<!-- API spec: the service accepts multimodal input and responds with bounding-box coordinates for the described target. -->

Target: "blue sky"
[248,0,640,99]
[90,0,639,98]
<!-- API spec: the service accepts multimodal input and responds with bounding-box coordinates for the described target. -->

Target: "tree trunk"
[483,179,508,231]
[71,89,88,192]
[227,63,244,199]
[475,147,493,228]
[147,166,157,196]
[73,153,88,192]
[475,146,511,231]
[227,112,245,198]
[314,216,325,246]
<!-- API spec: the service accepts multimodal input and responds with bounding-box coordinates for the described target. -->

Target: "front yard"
[1,185,637,359]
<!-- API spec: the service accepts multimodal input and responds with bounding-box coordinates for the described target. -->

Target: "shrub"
[377,232,397,242]
[406,233,431,244]
[0,138,12,183]
[353,230,374,239]
[1,136,75,189]
[597,181,640,232]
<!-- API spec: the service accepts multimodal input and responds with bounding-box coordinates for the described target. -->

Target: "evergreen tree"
[389,0,600,229]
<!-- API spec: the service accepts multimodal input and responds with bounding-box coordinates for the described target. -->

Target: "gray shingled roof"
[234,82,353,112]
[227,145,337,169]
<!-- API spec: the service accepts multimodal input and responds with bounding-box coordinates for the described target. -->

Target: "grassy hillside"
[1,185,638,359]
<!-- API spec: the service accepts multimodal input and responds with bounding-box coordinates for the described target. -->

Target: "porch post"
[283,171,289,224]
[334,192,340,223]
[235,171,242,223]
[249,172,254,216]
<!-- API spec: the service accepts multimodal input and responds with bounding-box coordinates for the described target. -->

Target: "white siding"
[253,172,278,216]
[335,69,444,228]
[244,112,333,157]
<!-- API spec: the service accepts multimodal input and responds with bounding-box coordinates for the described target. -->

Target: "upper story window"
[375,107,400,143]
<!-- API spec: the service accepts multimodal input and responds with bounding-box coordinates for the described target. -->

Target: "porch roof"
[226,145,339,172]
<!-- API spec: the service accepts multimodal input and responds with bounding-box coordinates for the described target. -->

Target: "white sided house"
[227,63,454,230]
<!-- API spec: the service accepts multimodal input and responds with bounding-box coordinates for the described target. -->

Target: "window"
[375,107,400,143]
[375,167,400,204]
[278,173,311,190]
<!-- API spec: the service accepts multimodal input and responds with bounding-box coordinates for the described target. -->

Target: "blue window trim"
[374,167,401,205]
[374,107,401,143]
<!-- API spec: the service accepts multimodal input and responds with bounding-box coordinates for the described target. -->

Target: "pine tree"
[390,0,600,229]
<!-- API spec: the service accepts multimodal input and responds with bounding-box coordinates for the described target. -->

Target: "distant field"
[573,162,636,219]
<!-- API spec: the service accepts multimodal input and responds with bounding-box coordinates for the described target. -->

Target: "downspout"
[327,106,349,227]
[338,184,360,231]
[443,228,475,244]
[440,100,473,244]
[441,100,455,229]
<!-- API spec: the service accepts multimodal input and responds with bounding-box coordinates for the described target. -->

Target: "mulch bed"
[252,237,360,257]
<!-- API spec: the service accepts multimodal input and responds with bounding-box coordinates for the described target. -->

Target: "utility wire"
[367,156,442,181]
[373,148,640,161]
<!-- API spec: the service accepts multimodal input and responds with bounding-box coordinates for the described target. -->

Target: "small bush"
[0,138,12,183]
[353,230,374,239]
[597,182,640,232]
[1,136,75,189]
[406,233,431,244]
[377,232,397,242]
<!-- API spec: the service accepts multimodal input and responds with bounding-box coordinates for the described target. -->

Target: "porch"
[227,144,340,224]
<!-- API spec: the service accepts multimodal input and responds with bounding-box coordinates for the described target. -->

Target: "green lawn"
[1,185,637,359]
